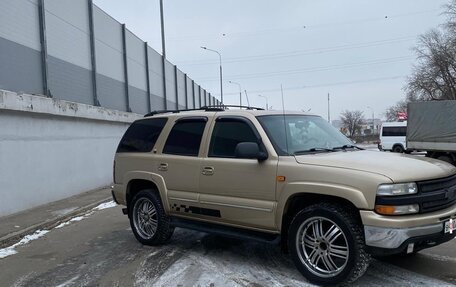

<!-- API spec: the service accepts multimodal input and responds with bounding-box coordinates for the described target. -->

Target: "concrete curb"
[0,196,111,249]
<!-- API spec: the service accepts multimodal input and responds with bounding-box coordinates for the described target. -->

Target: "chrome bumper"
[364,223,443,249]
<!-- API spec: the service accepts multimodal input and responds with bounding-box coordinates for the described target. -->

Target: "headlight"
[375,204,419,215]
[377,183,417,196]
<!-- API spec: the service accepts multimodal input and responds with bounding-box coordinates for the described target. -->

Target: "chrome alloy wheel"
[133,198,158,239]
[296,217,349,278]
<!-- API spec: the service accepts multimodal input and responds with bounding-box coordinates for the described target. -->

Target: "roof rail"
[143,105,264,117]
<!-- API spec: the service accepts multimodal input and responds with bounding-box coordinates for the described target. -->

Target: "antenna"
[281,84,289,155]
[244,90,250,107]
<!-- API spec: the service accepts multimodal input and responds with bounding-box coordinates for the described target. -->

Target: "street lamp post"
[201,46,223,103]
[258,95,268,110]
[228,81,242,106]
[367,106,375,134]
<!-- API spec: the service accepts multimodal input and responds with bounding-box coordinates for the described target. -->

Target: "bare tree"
[385,100,408,122]
[340,110,365,138]
[405,1,456,101]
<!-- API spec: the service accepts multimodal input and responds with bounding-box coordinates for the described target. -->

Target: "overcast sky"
[93,0,447,120]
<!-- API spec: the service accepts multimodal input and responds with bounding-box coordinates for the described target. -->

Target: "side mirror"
[235,142,268,161]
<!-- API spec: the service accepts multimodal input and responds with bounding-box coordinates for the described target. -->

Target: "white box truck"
[407,100,456,165]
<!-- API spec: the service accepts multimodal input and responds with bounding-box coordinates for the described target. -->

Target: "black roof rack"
[144,105,264,117]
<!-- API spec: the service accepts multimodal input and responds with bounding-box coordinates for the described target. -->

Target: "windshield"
[258,115,354,155]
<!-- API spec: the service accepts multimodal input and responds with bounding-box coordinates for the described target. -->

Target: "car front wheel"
[288,203,370,285]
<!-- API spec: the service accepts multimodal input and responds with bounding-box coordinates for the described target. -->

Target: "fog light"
[375,204,419,215]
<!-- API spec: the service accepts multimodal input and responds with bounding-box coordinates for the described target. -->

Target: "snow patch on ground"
[0,201,117,260]
[54,275,80,287]
[94,201,117,210]
[0,230,49,259]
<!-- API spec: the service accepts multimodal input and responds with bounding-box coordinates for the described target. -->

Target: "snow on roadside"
[93,201,117,210]
[0,201,117,259]
[0,230,49,259]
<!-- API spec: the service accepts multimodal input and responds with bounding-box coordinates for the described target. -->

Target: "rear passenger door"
[198,116,278,230]
[156,117,208,214]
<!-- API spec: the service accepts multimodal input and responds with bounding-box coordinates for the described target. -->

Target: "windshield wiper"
[331,144,364,151]
[294,147,334,155]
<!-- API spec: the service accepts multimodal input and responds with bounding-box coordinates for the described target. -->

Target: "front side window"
[258,115,353,155]
[382,126,407,137]
[117,118,167,153]
[163,119,206,156]
[209,119,259,158]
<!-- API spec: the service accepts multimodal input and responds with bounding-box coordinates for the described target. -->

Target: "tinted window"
[163,120,206,156]
[209,119,258,157]
[117,118,167,153]
[382,126,406,137]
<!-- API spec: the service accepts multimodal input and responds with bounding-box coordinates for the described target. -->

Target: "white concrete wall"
[0,90,141,216]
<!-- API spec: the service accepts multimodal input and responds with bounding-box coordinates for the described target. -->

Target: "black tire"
[437,155,453,165]
[129,189,174,246]
[392,145,404,153]
[288,203,370,286]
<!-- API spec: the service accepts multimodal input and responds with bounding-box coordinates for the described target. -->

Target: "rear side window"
[209,119,258,158]
[382,126,406,137]
[163,118,207,156]
[116,118,167,153]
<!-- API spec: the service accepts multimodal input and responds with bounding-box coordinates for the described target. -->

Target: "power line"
[166,8,439,42]
[222,75,406,96]
[196,56,413,82]
[176,36,417,66]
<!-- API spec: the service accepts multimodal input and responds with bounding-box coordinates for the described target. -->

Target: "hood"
[294,150,456,182]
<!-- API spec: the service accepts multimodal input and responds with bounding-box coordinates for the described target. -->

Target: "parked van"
[379,121,407,153]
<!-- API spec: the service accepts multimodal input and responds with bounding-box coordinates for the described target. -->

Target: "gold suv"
[112,107,456,285]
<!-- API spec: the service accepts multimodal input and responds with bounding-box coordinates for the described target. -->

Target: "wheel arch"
[392,143,405,152]
[279,193,363,236]
[124,171,169,213]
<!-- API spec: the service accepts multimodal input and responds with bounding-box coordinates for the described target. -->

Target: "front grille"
[418,175,456,193]
[376,174,456,214]
[417,175,456,213]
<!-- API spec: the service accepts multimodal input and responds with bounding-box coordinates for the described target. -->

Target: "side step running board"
[170,217,281,244]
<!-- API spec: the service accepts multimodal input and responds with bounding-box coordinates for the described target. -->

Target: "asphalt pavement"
[0,202,455,287]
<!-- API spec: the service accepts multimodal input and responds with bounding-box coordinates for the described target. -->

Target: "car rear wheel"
[288,203,370,285]
[392,145,404,153]
[129,190,174,245]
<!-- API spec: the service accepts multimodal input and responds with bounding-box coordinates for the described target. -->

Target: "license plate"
[445,219,454,234]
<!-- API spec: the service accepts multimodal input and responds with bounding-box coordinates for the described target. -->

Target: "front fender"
[275,181,371,230]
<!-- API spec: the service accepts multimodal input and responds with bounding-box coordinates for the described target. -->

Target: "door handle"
[158,163,168,171]
[202,166,214,176]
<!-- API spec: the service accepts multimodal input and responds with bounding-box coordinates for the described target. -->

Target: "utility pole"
[228,81,242,106]
[159,0,167,109]
[367,106,375,134]
[201,47,223,103]
[159,0,166,58]
[258,95,268,110]
[244,90,250,107]
[327,93,330,123]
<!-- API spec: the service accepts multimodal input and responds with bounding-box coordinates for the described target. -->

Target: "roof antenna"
[281,84,289,155]
[244,90,250,107]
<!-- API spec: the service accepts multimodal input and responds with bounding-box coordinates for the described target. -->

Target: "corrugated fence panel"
[147,47,165,111]
[194,83,200,108]
[186,76,194,109]
[0,0,43,94]
[164,59,177,109]
[93,5,126,111]
[0,1,213,113]
[46,0,93,104]
[125,29,147,114]
[176,69,186,110]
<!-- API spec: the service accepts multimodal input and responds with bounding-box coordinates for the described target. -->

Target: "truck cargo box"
[407,100,456,152]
